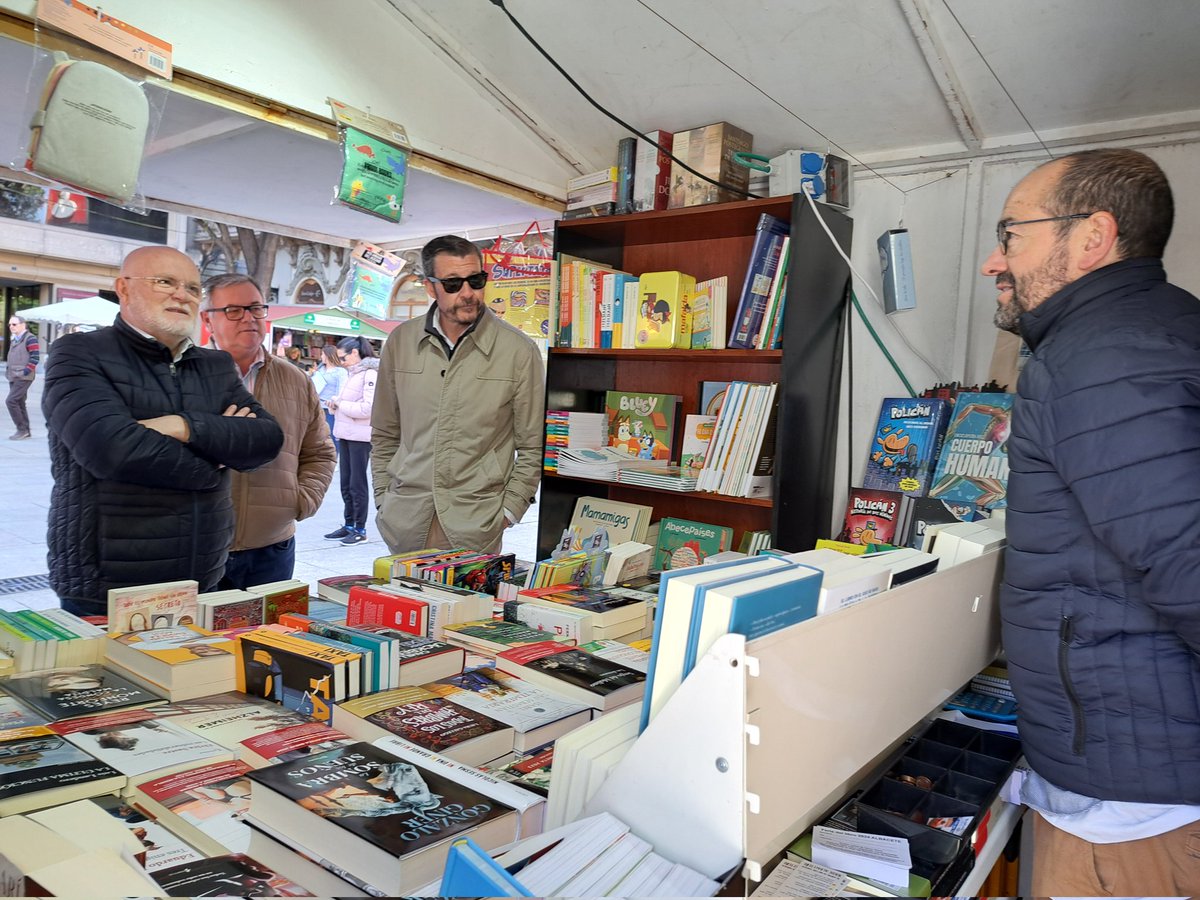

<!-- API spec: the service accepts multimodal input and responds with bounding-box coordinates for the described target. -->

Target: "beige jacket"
[371,306,544,553]
[230,354,336,550]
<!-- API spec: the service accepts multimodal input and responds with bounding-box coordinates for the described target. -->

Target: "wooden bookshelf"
[539,195,852,557]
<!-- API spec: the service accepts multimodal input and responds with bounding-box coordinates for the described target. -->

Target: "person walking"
[325,336,378,545]
[6,315,39,440]
[310,344,346,456]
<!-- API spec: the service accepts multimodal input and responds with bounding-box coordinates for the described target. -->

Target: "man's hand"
[138,414,190,442]
[222,405,257,419]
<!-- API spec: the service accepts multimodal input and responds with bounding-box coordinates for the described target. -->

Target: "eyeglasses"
[336,352,351,362]
[427,271,488,294]
[996,213,1096,254]
[206,304,270,321]
[123,275,203,300]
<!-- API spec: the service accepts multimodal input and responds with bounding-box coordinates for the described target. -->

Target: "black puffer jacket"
[1004,258,1200,803]
[43,316,284,616]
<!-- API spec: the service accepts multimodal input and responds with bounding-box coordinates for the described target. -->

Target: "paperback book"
[0,725,125,815]
[495,641,646,711]
[653,516,736,571]
[862,397,953,497]
[838,488,911,547]
[0,664,165,722]
[928,392,1014,510]
[107,579,199,633]
[246,742,519,895]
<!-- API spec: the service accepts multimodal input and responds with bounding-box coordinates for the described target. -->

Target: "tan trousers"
[1031,809,1200,896]
[425,514,503,554]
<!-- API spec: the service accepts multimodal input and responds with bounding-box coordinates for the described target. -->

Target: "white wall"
[827,135,1200,533]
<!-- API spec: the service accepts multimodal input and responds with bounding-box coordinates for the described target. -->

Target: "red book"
[837,487,908,546]
[346,585,430,637]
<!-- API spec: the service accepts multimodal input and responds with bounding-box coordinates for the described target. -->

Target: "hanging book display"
[329,99,411,224]
[344,241,405,320]
[481,223,555,342]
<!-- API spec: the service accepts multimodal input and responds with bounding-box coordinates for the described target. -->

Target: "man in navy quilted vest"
[43,247,284,618]
[982,148,1200,895]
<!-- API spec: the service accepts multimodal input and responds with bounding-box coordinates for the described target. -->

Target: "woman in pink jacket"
[324,336,380,545]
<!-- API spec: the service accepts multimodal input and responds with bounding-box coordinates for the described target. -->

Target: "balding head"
[115,247,203,351]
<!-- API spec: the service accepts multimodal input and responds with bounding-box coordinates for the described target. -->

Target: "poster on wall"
[343,241,404,320]
[481,225,553,343]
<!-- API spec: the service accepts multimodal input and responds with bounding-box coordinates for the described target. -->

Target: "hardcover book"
[107,579,199,633]
[568,496,654,545]
[635,270,695,349]
[246,742,518,895]
[495,642,646,711]
[0,725,126,815]
[679,414,718,473]
[928,392,1014,510]
[605,389,681,461]
[333,688,513,766]
[0,664,165,721]
[653,516,736,571]
[862,397,953,497]
[838,487,910,546]
[728,213,789,349]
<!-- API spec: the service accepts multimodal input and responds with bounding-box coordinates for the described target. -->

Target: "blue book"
[862,397,953,497]
[290,631,374,695]
[441,835,533,897]
[681,563,822,676]
[608,272,637,349]
[298,617,395,692]
[728,213,789,349]
[640,554,794,733]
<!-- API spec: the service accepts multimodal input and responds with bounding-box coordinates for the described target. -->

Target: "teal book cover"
[928,392,1013,509]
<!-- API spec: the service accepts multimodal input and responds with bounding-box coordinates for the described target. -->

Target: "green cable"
[850,290,917,397]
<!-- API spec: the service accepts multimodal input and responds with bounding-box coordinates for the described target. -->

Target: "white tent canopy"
[25,296,119,327]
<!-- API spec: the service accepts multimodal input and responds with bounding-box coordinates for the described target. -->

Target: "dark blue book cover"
[728,213,789,349]
[862,397,952,497]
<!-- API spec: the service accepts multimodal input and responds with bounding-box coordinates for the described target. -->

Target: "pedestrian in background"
[310,343,346,457]
[6,315,39,440]
[325,335,378,545]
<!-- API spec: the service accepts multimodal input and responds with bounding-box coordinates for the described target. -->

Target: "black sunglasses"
[427,271,488,294]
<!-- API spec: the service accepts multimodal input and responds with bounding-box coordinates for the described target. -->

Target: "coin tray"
[818,717,1023,890]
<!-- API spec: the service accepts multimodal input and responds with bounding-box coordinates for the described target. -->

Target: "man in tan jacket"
[371,235,544,554]
[202,274,335,586]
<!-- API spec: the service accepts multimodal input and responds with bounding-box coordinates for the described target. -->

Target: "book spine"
[615,136,636,215]
[728,215,789,349]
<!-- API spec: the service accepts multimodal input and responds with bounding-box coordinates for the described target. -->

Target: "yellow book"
[635,270,695,349]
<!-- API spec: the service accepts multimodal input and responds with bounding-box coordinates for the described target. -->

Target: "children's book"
[568,496,654,545]
[928,392,1014,510]
[604,390,681,461]
[862,397,953,497]
[837,488,910,546]
[653,516,735,571]
[699,380,731,416]
[634,270,695,349]
[679,414,717,473]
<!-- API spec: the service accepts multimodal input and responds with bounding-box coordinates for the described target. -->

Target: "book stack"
[513,584,650,642]
[544,409,607,472]
[442,618,576,657]
[696,381,780,497]
[495,640,646,713]
[438,810,719,897]
[618,463,699,491]
[556,446,654,482]
[246,579,309,626]
[196,588,265,630]
[564,167,618,220]
[0,607,105,671]
[969,664,1014,702]
[553,253,637,349]
[104,623,237,701]
[315,574,387,604]
[525,548,607,590]
[234,627,363,724]
[346,578,493,640]
[387,548,518,599]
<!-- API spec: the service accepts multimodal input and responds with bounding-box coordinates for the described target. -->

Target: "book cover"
[635,270,695,349]
[109,624,236,665]
[316,575,386,605]
[134,759,255,856]
[346,585,430,636]
[728,213,789,349]
[0,726,125,812]
[838,488,908,546]
[862,398,953,497]
[679,414,717,474]
[615,135,635,215]
[516,585,647,628]
[503,599,589,641]
[428,667,589,735]
[107,579,199,633]
[251,581,310,626]
[151,853,313,897]
[605,389,681,461]
[1,664,164,721]
[50,709,232,780]
[904,498,980,550]
[246,742,514,857]
[689,281,714,349]
[486,746,553,797]
[198,591,264,631]
[443,619,570,653]
[631,129,672,213]
[452,553,517,596]
[928,392,1014,510]
[653,516,735,571]
[339,689,510,757]
[0,693,49,731]
[496,643,645,702]
[568,496,653,545]
[234,632,341,725]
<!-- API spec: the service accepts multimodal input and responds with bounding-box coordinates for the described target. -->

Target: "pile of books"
[617,463,699,491]
[0,607,104,672]
[556,446,648,481]
[544,409,607,472]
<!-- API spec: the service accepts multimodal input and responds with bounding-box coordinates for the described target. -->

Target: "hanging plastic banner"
[344,241,405,320]
[334,125,408,223]
[481,222,554,341]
